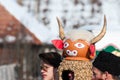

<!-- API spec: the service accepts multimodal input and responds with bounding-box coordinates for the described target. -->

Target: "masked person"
[92,51,120,80]
[52,16,106,80]
[39,52,62,80]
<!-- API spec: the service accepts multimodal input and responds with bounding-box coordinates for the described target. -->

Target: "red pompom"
[52,39,64,50]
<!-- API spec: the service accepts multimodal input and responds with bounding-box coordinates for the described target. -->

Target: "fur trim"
[65,30,94,43]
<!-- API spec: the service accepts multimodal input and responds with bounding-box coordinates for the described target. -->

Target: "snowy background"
[0,0,120,50]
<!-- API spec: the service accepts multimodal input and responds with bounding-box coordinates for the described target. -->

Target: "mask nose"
[66,50,78,56]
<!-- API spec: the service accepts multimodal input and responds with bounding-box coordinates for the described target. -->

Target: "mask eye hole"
[72,50,78,56]
[74,43,85,48]
[64,42,69,48]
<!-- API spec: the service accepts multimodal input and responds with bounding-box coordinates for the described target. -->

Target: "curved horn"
[56,17,65,40]
[91,15,107,43]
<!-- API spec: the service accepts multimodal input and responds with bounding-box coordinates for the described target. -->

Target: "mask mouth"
[64,56,89,61]
[62,70,74,80]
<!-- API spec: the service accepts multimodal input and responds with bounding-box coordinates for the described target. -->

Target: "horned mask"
[52,16,107,60]
[52,16,107,80]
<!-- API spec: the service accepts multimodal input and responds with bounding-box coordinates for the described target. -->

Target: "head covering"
[96,45,120,56]
[39,52,62,68]
[93,51,120,76]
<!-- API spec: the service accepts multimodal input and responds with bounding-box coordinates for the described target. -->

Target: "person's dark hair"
[39,52,62,68]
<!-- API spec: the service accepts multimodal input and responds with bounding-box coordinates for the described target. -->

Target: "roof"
[0,4,41,45]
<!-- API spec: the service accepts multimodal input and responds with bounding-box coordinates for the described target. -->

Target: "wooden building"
[0,4,42,80]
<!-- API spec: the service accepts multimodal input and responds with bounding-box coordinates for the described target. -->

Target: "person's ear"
[53,68,59,80]
[104,71,110,80]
